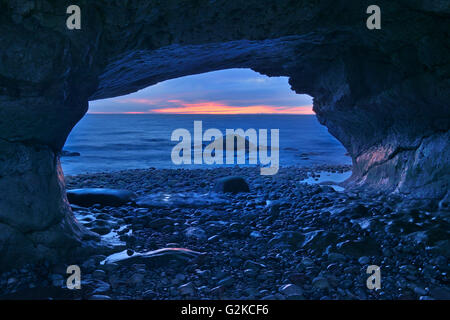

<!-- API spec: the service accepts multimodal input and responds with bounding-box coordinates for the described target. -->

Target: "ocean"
[61,114,351,176]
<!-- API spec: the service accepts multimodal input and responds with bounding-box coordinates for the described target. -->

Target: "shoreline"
[1,164,448,300]
[64,164,353,194]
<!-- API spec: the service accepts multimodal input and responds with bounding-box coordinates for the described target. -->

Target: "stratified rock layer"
[0,0,448,269]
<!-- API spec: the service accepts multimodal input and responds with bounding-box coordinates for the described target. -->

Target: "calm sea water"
[61,114,351,176]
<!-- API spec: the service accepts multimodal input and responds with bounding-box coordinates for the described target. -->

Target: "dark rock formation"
[0,0,448,269]
[66,188,137,207]
[0,141,99,269]
[136,192,228,208]
[61,150,81,157]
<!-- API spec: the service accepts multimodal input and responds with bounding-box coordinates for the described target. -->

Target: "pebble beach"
[1,165,448,300]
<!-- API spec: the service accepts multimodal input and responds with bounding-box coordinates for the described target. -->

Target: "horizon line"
[87,112,316,115]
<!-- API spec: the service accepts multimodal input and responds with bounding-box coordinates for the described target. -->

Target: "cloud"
[88,68,314,114]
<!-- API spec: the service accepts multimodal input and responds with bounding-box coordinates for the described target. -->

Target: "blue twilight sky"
[89,68,314,114]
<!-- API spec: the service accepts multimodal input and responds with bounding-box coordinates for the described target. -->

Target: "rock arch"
[0,0,448,269]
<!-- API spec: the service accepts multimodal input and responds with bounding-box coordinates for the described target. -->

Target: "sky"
[88,68,314,115]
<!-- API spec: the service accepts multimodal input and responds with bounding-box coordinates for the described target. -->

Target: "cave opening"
[61,68,351,178]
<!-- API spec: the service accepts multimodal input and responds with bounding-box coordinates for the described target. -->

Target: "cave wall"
[0,0,449,268]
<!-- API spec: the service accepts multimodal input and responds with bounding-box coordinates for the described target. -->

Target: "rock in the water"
[67,188,136,207]
[214,176,250,194]
[61,150,80,157]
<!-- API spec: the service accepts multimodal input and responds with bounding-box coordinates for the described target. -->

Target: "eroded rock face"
[0,140,99,269]
[0,0,448,269]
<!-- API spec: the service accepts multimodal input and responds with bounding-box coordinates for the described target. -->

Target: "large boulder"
[67,188,136,207]
[214,176,250,194]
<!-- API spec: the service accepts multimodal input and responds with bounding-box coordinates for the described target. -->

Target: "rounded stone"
[214,176,250,194]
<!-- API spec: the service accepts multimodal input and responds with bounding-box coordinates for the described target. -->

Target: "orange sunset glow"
[90,100,315,115]
[152,101,314,114]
